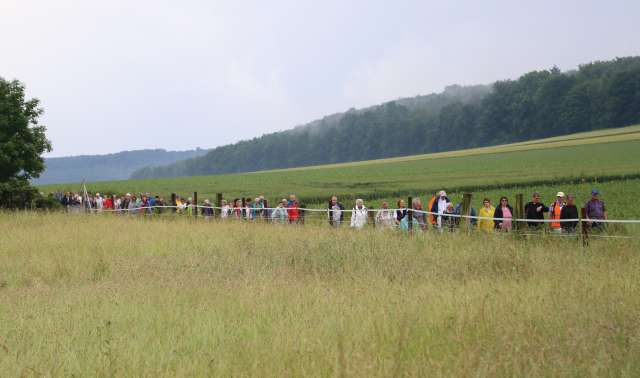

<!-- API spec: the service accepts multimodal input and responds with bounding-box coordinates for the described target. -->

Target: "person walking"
[395,199,408,231]
[494,197,513,231]
[585,189,607,231]
[430,191,451,228]
[412,197,427,231]
[350,199,368,229]
[477,198,495,232]
[271,199,289,224]
[524,192,549,230]
[375,201,396,229]
[287,194,300,224]
[327,196,345,227]
[220,199,231,218]
[560,194,579,233]
[200,199,213,219]
[548,192,565,233]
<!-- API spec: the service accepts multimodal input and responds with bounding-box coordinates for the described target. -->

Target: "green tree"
[0,77,52,208]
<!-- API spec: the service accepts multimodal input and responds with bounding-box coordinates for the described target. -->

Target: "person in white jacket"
[350,199,368,229]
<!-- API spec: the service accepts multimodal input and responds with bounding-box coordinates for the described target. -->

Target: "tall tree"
[0,77,52,207]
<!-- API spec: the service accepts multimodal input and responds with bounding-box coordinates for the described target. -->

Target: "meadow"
[0,212,639,376]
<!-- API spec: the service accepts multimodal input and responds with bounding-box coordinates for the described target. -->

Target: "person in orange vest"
[427,192,438,226]
[548,192,565,233]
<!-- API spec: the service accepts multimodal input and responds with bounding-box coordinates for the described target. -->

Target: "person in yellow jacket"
[477,198,495,232]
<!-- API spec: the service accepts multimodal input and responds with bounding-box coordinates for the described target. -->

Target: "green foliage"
[132,57,640,179]
[0,77,51,208]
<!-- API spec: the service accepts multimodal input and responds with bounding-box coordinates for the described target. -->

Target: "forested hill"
[131,56,640,179]
[34,148,209,185]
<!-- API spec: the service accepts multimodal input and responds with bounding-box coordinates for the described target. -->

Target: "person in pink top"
[493,196,514,231]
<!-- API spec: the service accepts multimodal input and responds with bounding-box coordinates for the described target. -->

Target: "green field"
[41,125,640,219]
[1,213,639,376]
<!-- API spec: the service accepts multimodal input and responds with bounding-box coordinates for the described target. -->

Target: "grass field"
[40,125,640,213]
[1,212,639,376]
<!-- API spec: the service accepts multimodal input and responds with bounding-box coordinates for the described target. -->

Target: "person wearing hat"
[548,192,565,233]
[430,190,451,228]
[585,189,607,231]
[524,192,549,230]
[560,194,579,233]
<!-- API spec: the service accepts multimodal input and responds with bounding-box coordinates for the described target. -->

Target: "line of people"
[56,188,608,233]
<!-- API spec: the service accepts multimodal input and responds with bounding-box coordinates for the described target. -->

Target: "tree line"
[131,57,640,180]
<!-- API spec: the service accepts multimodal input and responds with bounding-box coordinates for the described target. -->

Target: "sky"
[1,0,638,157]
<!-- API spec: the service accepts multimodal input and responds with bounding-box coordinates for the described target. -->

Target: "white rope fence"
[77,204,640,225]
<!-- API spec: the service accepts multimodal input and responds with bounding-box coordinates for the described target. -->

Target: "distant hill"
[33,148,209,185]
[131,56,640,180]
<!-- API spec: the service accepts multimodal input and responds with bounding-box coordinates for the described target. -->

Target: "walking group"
[55,188,608,233]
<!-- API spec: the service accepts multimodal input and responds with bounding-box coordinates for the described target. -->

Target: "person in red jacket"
[103,195,113,210]
[287,194,300,224]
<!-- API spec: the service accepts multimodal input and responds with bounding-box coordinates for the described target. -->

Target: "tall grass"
[1,212,639,376]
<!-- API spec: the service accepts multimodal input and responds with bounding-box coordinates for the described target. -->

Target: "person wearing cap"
[524,192,549,229]
[350,199,368,229]
[548,192,565,233]
[430,190,451,228]
[560,194,579,233]
[585,189,607,230]
[327,196,345,226]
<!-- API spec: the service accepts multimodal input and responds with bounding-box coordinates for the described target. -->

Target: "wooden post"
[299,202,306,225]
[580,207,589,247]
[368,206,375,228]
[461,193,472,233]
[171,193,176,213]
[515,193,524,231]
[407,196,413,233]
[193,192,198,218]
[216,193,223,217]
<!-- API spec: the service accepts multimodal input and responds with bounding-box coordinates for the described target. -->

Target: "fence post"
[407,196,413,234]
[515,193,524,231]
[580,207,589,247]
[368,206,375,228]
[241,197,246,219]
[461,193,472,233]
[171,193,176,213]
[193,192,198,218]
[216,193,223,217]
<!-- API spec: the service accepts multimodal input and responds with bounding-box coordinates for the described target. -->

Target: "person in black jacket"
[560,194,579,233]
[524,192,549,229]
[327,196,345,226]
[493,196,514,231]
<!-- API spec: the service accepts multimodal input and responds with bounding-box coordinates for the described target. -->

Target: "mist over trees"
[132,57,640,179]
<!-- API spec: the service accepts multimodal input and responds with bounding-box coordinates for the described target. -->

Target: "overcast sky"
[2,0,638,157]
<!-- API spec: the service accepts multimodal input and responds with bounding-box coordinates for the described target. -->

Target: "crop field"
[41,126,640,212]
[1,212,639,376]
